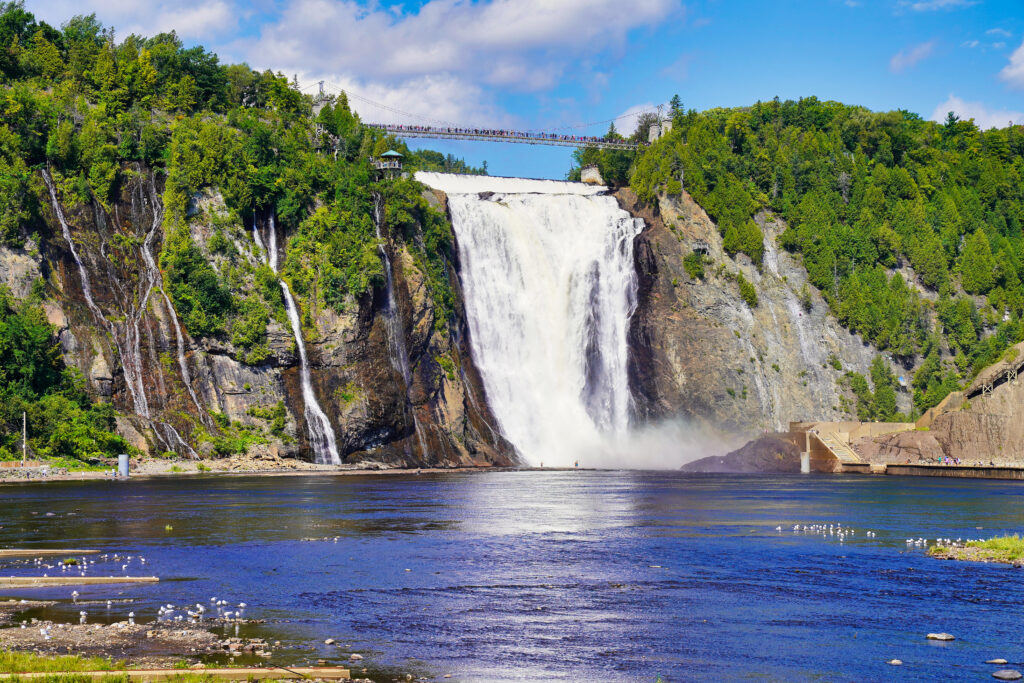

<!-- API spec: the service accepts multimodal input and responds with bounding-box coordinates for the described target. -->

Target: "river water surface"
[2,471,1023,681]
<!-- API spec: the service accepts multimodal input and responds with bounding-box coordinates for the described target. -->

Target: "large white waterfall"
[416,173,643,467]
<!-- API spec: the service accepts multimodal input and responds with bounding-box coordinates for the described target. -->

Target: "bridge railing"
[366,124,642,151]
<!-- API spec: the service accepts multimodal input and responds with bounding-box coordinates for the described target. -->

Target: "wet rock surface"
[681,434,801,473]
[618,188,894,439]
[29,170,514,468]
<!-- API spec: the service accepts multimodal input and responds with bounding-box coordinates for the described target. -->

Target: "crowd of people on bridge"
[367,123,634,146]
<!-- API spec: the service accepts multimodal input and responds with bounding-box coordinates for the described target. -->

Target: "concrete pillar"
[801,452,810,474]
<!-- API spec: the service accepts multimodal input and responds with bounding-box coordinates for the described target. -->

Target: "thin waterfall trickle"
[255,215,340,465]
[416,172,643,467]
[45,168,197,456]
[372,193,429,458]
[143,178,204,419]
[43,168,150,416]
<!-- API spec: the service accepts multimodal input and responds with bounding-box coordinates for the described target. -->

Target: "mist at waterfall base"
[418,173,726,469]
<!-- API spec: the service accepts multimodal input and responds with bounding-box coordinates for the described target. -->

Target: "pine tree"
[959,229,995,294]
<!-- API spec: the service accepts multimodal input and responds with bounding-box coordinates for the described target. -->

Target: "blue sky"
[25,0,1024,179]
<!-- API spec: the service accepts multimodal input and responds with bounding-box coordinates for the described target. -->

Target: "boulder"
[682,435,800,473]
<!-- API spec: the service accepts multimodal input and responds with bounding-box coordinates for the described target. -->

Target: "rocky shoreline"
[0,455,517,485]
[0,600,271,668]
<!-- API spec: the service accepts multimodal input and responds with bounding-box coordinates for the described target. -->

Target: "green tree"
[959,229,995,294]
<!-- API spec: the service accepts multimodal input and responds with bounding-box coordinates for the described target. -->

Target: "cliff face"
[856,379,1024,466]
[621,189,908,438]
[3,169,513,467]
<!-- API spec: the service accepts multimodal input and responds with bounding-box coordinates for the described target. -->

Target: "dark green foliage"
[0,285,128,462]
[842,356,902,421]
[0,4,469,463]
[632,95,1024,409]
[410,149,487,175]
[160,226,233,337]
[247,401,286,436]
[736,272,758,307]
[912,340,962,412]
[683,251,705,280]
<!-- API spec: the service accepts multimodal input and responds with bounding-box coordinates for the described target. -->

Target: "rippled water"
[2,471,1024,681]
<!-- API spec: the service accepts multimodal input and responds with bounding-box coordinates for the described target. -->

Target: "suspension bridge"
[306,81,658,151]
[364,123,643,150]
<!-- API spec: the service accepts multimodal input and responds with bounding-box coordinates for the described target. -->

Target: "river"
[2,471,1023,681]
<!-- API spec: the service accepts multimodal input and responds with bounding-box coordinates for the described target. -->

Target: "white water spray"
[416,173,643,467]
[255,216,340,465]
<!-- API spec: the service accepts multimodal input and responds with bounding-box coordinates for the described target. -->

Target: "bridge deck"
[366,124,642,151]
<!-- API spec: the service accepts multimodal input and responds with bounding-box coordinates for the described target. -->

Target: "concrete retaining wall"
[886,464,1024,480]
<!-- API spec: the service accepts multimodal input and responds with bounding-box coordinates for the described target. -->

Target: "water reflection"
[1,472,1024,681]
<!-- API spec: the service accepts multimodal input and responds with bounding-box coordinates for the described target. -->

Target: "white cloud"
[889,41,936,72]
[930,94,1023,129]
[26,0,240,41]
[899,0,977,10]
[987,28,1012,37]
[1000,40,1024,89]
[962,40,979,48]
[231,0,679,88]
[614,102,658,137]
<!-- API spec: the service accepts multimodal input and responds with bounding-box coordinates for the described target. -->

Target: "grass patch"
[0,650,121,673]
[965,535,1024,561]
[929,534,1024,564]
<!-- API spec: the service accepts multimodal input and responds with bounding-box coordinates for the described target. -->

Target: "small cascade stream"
[45,168,152,416]
[144,179,204,418]
[256,215,340,465]
[372,193,429,458]
[44,168,196,455]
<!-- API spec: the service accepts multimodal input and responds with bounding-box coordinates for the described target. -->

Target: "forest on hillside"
[0,1,474,461]
[627,95,1024,416]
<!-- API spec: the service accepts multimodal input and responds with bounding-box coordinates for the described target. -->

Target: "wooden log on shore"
[0,576,158,587]
[0,668,350,680]
[0,550,99,558]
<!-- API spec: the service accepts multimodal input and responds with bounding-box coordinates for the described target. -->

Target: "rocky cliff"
[621,188,909,439]
[855,344,1024,466]
[1,168,513,468]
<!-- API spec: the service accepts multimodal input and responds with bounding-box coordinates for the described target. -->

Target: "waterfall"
[45,169,198,457]
[143,178,204,418]
[416,173,643,467]
[255,216,340,465]
[372,193,429,458]
[43,168,150,416]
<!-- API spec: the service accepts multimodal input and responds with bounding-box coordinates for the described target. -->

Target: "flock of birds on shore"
[775,523,993,548]
[22,552,146,578]
[776,523,877,543]
[5,552,254,636]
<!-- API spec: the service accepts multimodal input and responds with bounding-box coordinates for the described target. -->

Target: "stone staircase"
[814,432,862,465]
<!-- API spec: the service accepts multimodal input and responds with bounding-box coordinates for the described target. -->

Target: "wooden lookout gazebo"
[373,150,404,179]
